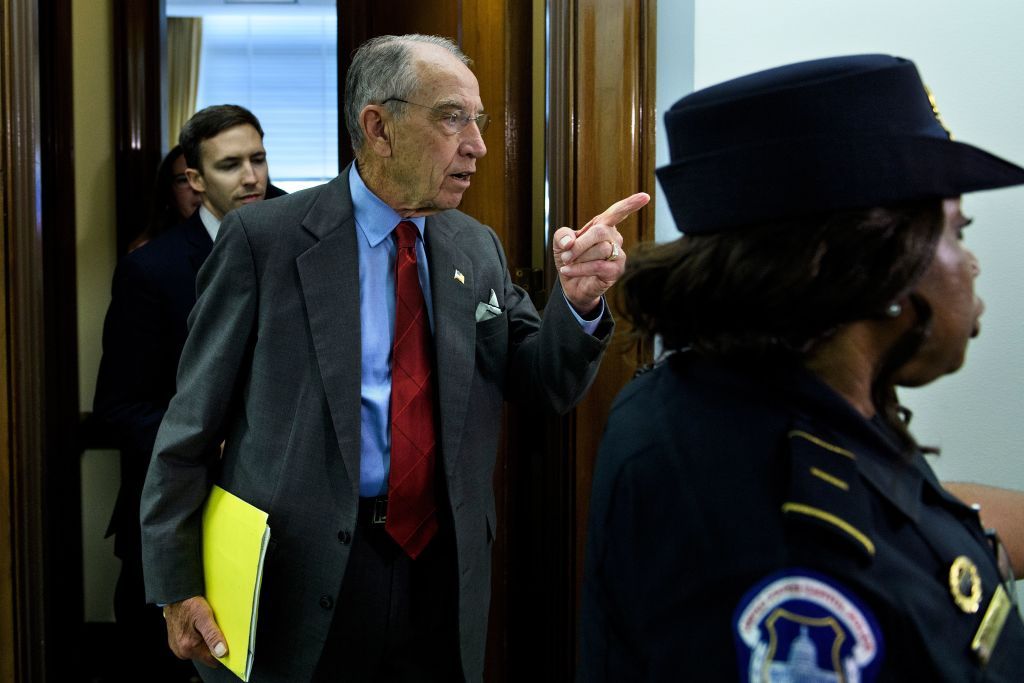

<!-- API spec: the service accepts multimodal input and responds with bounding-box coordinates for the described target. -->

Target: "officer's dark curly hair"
[618,199,945,454]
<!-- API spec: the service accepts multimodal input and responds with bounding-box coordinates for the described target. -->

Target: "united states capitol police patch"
[733,569,883,682]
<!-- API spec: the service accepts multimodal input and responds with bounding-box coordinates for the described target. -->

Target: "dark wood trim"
[508,1,585,675]
[495,2,581,677]
[2,0,83,679]
[1,0,47,677]
[37,0,83,678]
[547,0,578,243]
[640,0,658,227]
[0,2,12,675]
[113,0,167,256]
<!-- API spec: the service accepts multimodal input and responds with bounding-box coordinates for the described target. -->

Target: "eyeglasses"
[383,98,490,135]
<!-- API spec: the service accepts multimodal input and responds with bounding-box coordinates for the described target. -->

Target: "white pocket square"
[475,288,503,322]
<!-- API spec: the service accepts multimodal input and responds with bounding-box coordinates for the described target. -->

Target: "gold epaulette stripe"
[809,467,850,491]
[788,430,856,460]
[782,502,876,556]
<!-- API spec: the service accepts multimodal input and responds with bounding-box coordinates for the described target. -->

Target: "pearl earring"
[885,302,903,318]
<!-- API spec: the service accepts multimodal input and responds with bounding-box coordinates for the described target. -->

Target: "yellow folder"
[202,485,271,682]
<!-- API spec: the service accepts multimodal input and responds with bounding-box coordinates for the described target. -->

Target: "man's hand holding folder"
[163,595,228,668]
[158,485,269,680]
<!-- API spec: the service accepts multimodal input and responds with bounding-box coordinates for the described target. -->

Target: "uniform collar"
[677,352,931,523]
[779,358,932,524]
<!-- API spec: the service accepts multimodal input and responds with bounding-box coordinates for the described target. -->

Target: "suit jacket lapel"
[296,170,362,496]
[425,212,476,476]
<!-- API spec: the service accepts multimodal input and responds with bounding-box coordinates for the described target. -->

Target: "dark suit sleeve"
[93,256,172,458]
[140,213,259,605]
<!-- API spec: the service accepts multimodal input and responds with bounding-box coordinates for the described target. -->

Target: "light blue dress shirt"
[350,166,602,497]
[351,167,430,497]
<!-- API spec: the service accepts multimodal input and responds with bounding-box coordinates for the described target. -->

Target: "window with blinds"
[196,13,339,193]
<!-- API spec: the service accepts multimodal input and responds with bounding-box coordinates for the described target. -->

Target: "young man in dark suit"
[93,104,272,682]
[140,35,647,682]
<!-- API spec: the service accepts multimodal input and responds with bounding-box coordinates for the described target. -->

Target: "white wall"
[655,1,1024,493]
[654,0,695,244]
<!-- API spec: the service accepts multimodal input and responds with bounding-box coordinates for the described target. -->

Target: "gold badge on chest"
[949,555,982,614]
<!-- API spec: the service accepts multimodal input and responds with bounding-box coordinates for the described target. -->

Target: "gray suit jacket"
[140,166,611,681]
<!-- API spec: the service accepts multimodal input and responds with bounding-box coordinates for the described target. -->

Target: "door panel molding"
[546,0,656,675]
[1,0,47,678]
[113,0,167,255]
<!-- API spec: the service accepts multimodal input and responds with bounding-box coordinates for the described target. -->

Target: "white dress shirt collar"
[198,204,221,243]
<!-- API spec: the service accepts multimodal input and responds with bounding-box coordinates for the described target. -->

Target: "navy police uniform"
[580,352,1024,681]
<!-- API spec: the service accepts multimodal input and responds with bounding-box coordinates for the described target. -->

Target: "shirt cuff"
[563,292,604,336]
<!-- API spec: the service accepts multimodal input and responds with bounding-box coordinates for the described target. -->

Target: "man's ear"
[360,105,393,158]
[185,167,206,194]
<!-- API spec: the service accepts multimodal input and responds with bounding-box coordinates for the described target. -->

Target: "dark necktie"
[386,221,438,558]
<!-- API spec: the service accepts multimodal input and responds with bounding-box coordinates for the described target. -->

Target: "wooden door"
[527,0,658,677]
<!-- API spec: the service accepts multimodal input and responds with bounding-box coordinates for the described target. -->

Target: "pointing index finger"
[577,192,651,236]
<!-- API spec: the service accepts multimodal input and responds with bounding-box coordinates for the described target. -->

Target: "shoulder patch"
[734,569,883,682]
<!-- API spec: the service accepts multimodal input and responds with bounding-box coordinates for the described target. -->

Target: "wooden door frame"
[2,0,81,679]
[113,0,166,256]
[1,1,46,679]
[545,0,657,675]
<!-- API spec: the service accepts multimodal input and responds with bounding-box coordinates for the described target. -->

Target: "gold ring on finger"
[605,241,620,262]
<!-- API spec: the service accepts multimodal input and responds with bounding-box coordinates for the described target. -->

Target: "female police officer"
[580,55,1024,681]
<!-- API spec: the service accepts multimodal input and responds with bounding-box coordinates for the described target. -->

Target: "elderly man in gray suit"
[141,33,648,681]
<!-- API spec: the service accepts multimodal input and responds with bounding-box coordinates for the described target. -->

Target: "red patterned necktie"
[386,220,438,558]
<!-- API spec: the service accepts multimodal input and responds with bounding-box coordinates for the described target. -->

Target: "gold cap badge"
[924,85,954,140]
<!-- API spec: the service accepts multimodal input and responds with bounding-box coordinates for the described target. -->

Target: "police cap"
[657,54,1024,234]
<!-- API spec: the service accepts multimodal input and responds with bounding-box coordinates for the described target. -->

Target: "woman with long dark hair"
[581,55,1024,681]
[128,144,202,252]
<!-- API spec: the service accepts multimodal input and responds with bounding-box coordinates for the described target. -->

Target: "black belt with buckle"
[359,495,388,526]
